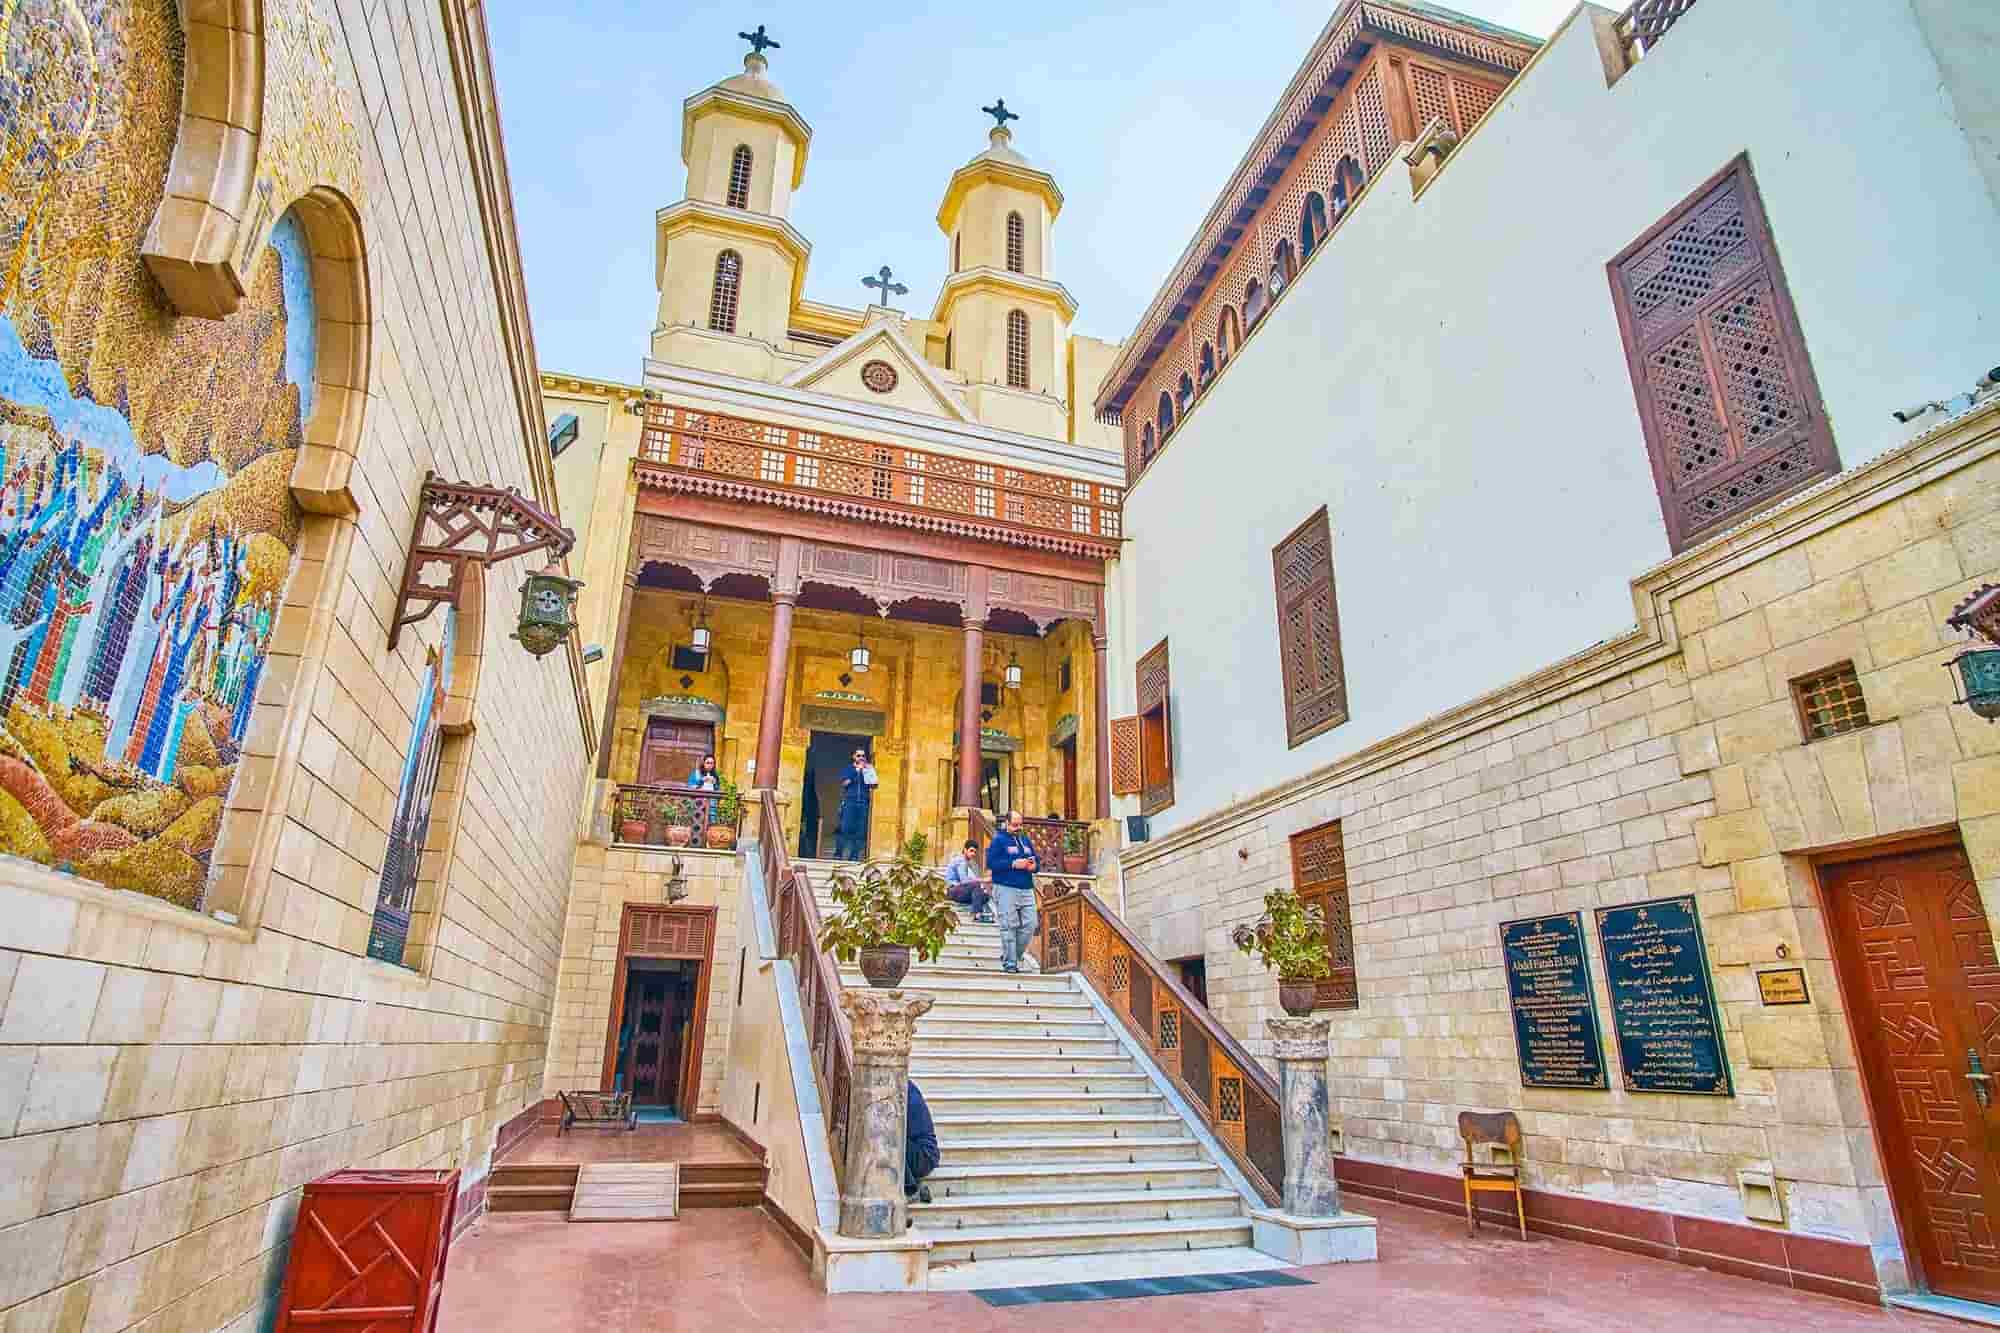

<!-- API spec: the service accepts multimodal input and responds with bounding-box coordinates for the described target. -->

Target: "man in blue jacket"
[905,1080,937,1204]
[985,810,1039,974]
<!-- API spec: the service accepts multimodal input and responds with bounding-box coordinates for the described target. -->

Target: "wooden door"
[1825,845,2000,1302]
[639,719,712,786]
[627,975,670,1104]
[1060,741,1078,822]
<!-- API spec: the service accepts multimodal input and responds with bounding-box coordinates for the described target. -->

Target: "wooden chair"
[558,1090,636,1135]
[1458,1109,1526,1239]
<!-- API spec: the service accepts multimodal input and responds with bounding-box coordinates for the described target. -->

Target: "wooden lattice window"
[1792,662,1869,741]
[709,250,742,334]
[1289,820,1357,1010]
[1273,507,1348,748]
[1109,715,1142,794]
[1006,211,1025,273]
[1006,309,1029,388]
[1608,156,1835,552]
[726,144,753,209]
[1137,638,1174,815]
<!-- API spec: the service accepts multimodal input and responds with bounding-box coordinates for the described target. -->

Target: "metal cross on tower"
[863,266,908,306]
[981,98,1019,129]
[738,23,780,55]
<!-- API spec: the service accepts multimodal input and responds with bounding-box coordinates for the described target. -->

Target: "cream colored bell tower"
[653,38,814,376]
[933,108,1077,440]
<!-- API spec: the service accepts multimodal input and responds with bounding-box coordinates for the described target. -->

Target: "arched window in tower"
[709,250,742,333]
[1157,390,1175,438]
[1245,278,1267,327]
[1006,211,1025,273]
[1301,192,1328,258]
[1140,423,1156,464]
[1218,306,1240,363]
[1198,342,1216,389]
[1006,309,1030,388]
[1274,239,1297,291]
[1176,373,1195,415]
[1331,156,1362,219]
[727,145,753,209]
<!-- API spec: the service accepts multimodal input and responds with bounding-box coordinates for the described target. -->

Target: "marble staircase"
[797,859,1274,1284]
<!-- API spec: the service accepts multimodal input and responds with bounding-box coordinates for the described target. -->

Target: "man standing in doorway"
[834,747,873,861]
[986,810,1039,974]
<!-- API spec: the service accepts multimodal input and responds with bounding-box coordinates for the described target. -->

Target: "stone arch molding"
[282,184,370,516]
[142,0,267,319]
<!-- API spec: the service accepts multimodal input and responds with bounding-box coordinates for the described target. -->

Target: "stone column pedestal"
[836,988,935,1239]
[1248,1014,1378,1266]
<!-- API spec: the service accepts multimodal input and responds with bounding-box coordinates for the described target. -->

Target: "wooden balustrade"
[1019,816,1094,873]
[1616,0,1698,64]
[757,790,854,1179]
[637,403,1122,549]
[1034,884,1285,1206]
[612,783,743,849]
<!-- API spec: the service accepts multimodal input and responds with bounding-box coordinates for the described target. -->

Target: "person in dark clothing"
[986,810,1039,973]
[834,747,872,860]
[905,1080,938,1203]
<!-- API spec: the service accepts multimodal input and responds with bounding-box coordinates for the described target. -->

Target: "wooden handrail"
[1035,883,1284,1205]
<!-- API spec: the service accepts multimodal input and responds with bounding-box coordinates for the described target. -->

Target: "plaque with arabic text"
[1499,913,1608,1090]
[1595,896,1734,1096]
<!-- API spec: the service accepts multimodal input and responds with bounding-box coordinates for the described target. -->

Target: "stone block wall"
[1118,407,2000,1292]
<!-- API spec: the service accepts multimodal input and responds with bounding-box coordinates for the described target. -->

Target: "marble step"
[910,1071,1152,1094]
[911,1057,1139,1080]
[912,1034,1122,1057]
[939,1135,1205,1165]
[924,1246,1287,1292]
[843,971,1073,997]
[929,1112,1185,1141]
[923,1090,1166,1117]
[916,1016,1107,1038]
[918,1215,1254,1264]
[926,1160,1225,1197]
[917,998,1094,1022]
[913,1187,1243,1229]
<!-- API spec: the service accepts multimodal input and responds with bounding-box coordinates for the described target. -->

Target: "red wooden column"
[1092,632,1111,820]
[755,593,796,788]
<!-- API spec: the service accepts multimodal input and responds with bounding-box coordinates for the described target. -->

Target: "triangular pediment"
[780,320,971,422]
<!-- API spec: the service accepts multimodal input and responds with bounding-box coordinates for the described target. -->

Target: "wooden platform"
[489,1121,767,1213]
[570,1163,681,1222]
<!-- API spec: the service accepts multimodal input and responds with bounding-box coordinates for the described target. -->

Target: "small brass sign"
[1756,966,1810,1006]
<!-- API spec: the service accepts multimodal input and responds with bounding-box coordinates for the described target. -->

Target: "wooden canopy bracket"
[389,473,576,649]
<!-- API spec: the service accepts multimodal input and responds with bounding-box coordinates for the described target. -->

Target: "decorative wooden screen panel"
[622,904,711,957]
[1137,638,1174,815]
[1290,820,1357,1010]
[1608,157,1835,552]
[1273,507,1348,748]
[1108,715,1142,794]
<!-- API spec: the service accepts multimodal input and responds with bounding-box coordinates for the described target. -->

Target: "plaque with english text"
[1500,912,1608,1090]
[1595,896,1734,1096]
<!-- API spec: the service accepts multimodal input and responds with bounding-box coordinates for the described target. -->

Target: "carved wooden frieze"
[635,515,778,589]
[989,570,1101,631]
[797,541,970,615]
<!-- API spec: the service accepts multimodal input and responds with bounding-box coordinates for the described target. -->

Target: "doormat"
[634,1107,684,1124]
[972,1270,1312,1306]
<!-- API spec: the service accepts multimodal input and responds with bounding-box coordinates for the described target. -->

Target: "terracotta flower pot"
[666,825,694,847]
[1278,979,1317,1017]
[705,824,737,850]
[858,944,912,988]
[618,819,649,845]
[1061,853,1087,874]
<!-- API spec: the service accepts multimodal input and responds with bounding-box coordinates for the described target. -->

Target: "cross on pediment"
[863,265,908,306]
[982,98,1019,129]
[738,24,779,55]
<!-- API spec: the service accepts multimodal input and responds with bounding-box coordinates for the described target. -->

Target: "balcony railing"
[612,783,743,849]
[1616,0,1698,65]
[1019,816,1095,873]
[637,404,1122,549]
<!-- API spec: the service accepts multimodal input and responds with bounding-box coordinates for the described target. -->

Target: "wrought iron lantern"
[1946,584,2000,722]
[512,564,583,658]
[690,599,712,656]
[849,619,872,674]
[1003,649,1023,690]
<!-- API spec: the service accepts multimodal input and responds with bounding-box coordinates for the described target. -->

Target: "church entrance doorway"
[979,752,1011,816]
[801,730,871,859]
[602,905,715,1120]
[1821,839,2000,1304]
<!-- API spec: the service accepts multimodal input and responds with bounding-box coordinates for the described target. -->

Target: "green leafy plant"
[818,834,959,963]
[663,796,695,829]
[1230,889,1332,982]
[713,778,742,827]
[1063,824,1086,854]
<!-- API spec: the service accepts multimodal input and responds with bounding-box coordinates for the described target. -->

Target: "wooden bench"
[557,1090,636,1135]
[1458,1109,1526,1239]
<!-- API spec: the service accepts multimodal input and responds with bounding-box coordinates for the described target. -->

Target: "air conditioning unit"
[1126,815,1150,844]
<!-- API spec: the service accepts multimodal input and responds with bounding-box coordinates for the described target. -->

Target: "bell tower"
[933,101,1076,437]
[654,27,814,372]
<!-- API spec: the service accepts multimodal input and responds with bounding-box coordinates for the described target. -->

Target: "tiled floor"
[437,1197,1968,1331]
[494,1121,762,1166]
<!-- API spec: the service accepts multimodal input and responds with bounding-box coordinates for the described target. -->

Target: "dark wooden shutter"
[1109,715,1142,795]
[1609,156,1836,553]
[1272,507,1348,749]
[1137,638,1174,816]
[1289,820,1356,1010]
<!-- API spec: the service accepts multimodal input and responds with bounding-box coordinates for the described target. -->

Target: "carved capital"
[840,989,936,1057]
[1266,1015,1334,1062]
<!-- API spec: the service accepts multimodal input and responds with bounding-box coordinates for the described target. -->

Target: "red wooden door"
[639,719,713,785]
[1825,845,2000,1302]
[628,975,669,1104]
[1060,742,1078,822]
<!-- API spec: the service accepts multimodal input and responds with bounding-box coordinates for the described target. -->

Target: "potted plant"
[818,834,958,988]
[617,795,650,846]
[664,797,695,847]
[706,779,742,850]
[1231,889,1331,1017]
[1061,824,1088,875]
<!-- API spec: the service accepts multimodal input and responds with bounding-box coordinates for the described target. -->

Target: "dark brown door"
[1060,741,1078,822]
[639,719,713,785]
[626,974,670,1104]
[1825,845,2000,1302]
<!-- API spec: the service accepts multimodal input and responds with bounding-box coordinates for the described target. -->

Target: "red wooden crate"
[273,1169,460,1332]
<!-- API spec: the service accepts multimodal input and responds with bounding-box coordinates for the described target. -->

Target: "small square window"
[1791,662,1868,741]
[1059,658,1073,693]
[671,644,708,672]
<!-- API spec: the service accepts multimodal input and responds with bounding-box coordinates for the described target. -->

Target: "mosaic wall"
[0,0,305,908]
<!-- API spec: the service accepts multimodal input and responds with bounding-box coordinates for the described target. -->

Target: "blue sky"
[488,1,1577,385]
